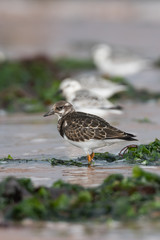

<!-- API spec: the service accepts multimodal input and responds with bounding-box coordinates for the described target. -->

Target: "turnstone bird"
[59,79,123,117]
[43,101,137,164]
[92,44,150,77]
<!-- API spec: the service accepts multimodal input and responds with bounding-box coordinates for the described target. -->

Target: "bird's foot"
[119,144,138,157]
[87,152,95,166]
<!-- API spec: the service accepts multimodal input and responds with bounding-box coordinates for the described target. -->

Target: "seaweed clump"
[0,56,94,112]
[123,139,160,165]
[50,158,84,167]
[0,166,160,222]
[109,77,160,102]
[1,139,160,166]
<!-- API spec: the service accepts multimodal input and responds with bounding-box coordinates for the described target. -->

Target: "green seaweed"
[6,154,13,160]
[50,139,160,166]
[54,57,95,71]
[110,76,160,102]
[50,158,84,167]
[0,56,94,112]
[94,152,119,162]
[123,139,160,165]
[0,57,62,112]
[1,167,160,222]
[1,139,160,166]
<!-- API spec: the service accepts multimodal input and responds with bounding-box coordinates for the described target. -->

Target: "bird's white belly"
[64,135,122,154]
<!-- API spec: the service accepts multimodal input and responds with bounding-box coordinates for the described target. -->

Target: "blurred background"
[0,0,160,59]
[0,0,160,113]
[0,0,160,114]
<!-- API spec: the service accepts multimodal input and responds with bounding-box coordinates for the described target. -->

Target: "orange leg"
[87,152,95,164]
[91,152,95,159]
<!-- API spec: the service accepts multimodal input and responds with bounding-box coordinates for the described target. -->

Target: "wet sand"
[0,102,160,187]
[1,162,160,188]
[1,221,160,240]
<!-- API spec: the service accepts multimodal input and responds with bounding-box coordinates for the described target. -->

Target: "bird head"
[43,101,75,119]
[93,44,112,62]
[59,79,82,99]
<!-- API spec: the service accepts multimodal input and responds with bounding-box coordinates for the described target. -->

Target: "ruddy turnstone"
[43,101,137,164]
[92,44,150,77]
[59,79,123,117]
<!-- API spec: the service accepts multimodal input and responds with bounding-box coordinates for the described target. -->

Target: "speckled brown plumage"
[44,101,137,164]
[58,111,137,142]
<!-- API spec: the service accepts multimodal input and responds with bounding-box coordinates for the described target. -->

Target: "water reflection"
[1,160,160,188]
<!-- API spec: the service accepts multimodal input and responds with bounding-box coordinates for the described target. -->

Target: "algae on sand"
[0,57,95,112]
[1,139,160,166]
[68,139,160,166]
[123,139,160,165]
[85,139,160,166]
[0,166,160,222]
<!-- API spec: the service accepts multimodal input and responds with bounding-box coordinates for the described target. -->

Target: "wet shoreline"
[0,1,160,238]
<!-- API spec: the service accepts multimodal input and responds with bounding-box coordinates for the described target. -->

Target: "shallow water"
[1,161,160,188]
[1,221,160,240]
[0,101,160,187]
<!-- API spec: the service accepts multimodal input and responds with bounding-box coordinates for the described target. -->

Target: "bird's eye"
[57,106,63,111]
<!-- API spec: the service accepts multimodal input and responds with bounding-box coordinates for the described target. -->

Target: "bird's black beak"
[43,109,55,117]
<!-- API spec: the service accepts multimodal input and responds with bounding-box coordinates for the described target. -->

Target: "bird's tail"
[121,133,138,141]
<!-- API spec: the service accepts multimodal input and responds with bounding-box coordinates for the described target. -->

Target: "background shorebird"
[60,77,126,99]
[75,74,127,98]
[92,44,150,77]
[59,79,123,116]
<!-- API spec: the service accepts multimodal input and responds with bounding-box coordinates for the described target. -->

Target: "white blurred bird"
[92,44,150,77]
[75,74,126,98]
[60,75,126,99]
[59,79,123,117]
